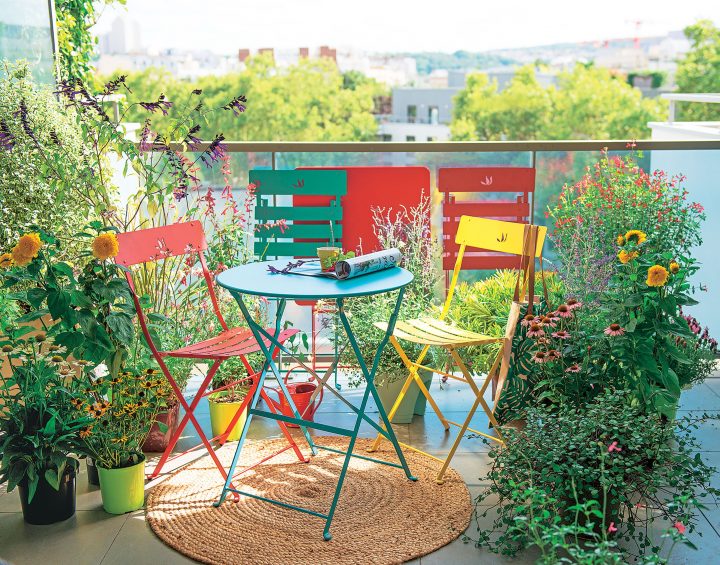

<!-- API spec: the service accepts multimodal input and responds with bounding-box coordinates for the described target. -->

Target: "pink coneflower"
[520,314,537,327]
[531,350,548,363]
[565,364,581,373]
[566,298,582,311]
[546,349,562,361]
[526,323,545,338]
[608,522,618,534]
[539,315,557,328]
[607,441,622,453]
[604,323,625,337]
[535,337,550,346]
[673,521,686,535]
[555,304,573,318]
[552,330,571,339]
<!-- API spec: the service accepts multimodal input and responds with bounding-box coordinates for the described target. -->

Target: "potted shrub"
[208,357,251,442]
[76,365,170,514]
[342,196,440,423]
[0,329,91,524]
[471,390,720,563]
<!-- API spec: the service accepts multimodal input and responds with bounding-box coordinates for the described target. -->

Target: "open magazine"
[270,249,402,280]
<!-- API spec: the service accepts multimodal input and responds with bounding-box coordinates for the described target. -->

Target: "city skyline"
[94,0,720,56]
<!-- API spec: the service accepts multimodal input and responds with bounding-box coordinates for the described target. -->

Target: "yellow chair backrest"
[455,216,546,257]
[441,216,547,319]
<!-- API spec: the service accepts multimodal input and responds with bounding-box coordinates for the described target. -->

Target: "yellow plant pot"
[97,456,145,515]
[208,392,248,441]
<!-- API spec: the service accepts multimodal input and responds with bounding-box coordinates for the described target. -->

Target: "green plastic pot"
[208,391,248,441]
[412,370,435,416]
[376,370,432,424]
[97,455,146,514]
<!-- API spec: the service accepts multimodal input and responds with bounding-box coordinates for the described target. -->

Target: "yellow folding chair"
[368,215,547,484]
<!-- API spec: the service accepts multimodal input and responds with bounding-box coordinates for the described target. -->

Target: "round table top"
[216,260,414,300]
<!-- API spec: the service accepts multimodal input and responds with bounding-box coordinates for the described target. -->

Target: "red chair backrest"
[116,221,227,355]
[438,167,535,272]
[115,220,208,267]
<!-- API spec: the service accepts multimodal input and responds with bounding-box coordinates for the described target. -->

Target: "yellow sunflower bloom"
[618,250,639,264]
[624,230,647,245]
[646,265,669,287]
[669,261,680,274]
[92,232,120,260]
[616,234,626,246]
[0,252,12,269]
[11,233,42,266]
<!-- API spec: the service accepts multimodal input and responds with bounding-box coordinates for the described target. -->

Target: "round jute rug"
[146,436,472,565]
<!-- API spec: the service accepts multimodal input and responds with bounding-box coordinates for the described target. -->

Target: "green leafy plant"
[469,390,719,563]
[341,195,442,386]
[72,365,170,469]
[0,62,89,252]
[1,226,135,378]
[0,331,91,502]
[444,270,564,374]
[547,150,705,302]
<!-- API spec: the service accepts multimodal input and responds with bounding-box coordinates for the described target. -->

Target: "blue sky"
[95,0,720,54]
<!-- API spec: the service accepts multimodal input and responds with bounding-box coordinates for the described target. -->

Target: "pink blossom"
[608,522,618,533]
[555,304,573,318]
[604,324,625,337]
[520,314,537,327]
[526,324,545,338]
[552,330,571,339]
[531,351,548,363]
[566,298,582,311]
[607,441,622,453]
[673,521,686,535]
[565,364,581,373]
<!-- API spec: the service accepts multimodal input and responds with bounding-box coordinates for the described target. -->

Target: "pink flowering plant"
[547,150,705,301]
[468,390,720,563]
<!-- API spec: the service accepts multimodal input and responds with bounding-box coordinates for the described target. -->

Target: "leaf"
[105,312,135,345]
[47,290,72,320]
[55,331,85,351]
[71,290,93,308]
[43,416,56,436]
[52,262,75,280]
[26,288,47,308]
[15,308,49,323]
[44,468,59,491]
[156,422,168,433]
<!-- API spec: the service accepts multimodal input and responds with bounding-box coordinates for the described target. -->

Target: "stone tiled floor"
[1,372,719,565]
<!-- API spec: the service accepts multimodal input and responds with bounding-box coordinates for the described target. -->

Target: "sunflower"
[616,234,626,246]
[624,230,647,245]
[646,265,669,287]
[11,233,42,266]
[669,261,680,274]
[618,250,639,264]
[91,232,120,260]
[0,252,12,269]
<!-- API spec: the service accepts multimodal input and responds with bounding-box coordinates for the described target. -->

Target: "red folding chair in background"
[116,221,304,481]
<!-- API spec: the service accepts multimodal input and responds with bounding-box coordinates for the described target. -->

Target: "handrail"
[161,139,720,153]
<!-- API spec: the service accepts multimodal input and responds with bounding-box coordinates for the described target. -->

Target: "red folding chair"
[116,220,305,481]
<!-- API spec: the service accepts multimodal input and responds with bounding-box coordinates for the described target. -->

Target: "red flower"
[673,521,686,535]
[607,441,622,453]
[608,522,618,533]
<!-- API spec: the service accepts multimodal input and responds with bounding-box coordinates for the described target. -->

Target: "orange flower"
[624,230,647,245]
[618,250,638,264]
[646,265,669,287]
[0,252,12,269]
[669,261,680,274]
[616,234,626,246]
[92,232,119,260]
[11,233,42,266]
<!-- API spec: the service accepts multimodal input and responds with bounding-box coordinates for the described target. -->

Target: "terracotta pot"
[142,403,180,452]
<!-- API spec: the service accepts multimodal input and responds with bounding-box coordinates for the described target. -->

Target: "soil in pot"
[208,390,248,441]
[19,463,77,525]
[98,455,146,515]
[142,403,180,452]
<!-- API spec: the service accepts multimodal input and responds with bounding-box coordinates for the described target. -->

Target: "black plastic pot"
[86,457,100,486]
[18,465,76,525]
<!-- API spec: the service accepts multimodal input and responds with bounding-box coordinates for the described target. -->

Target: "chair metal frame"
[368,215,547,483]
[116,221,304,482]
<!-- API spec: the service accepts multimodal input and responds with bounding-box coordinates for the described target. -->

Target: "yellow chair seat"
[374,317,502,347]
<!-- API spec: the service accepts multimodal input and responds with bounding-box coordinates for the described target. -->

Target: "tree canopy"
[451,64,666,141]
[102,55,385,142]
[675,19,720,121]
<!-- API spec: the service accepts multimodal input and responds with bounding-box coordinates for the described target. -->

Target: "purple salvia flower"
[140,94,173,115]
[223,95,247,116]
[0,120,14,151]
[201,134,225,168]
[184,124,203,150]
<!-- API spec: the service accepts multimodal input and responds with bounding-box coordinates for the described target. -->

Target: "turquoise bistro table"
[214,260,417,540]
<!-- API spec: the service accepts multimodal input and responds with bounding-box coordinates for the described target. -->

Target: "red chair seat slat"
[163,328,300,359]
